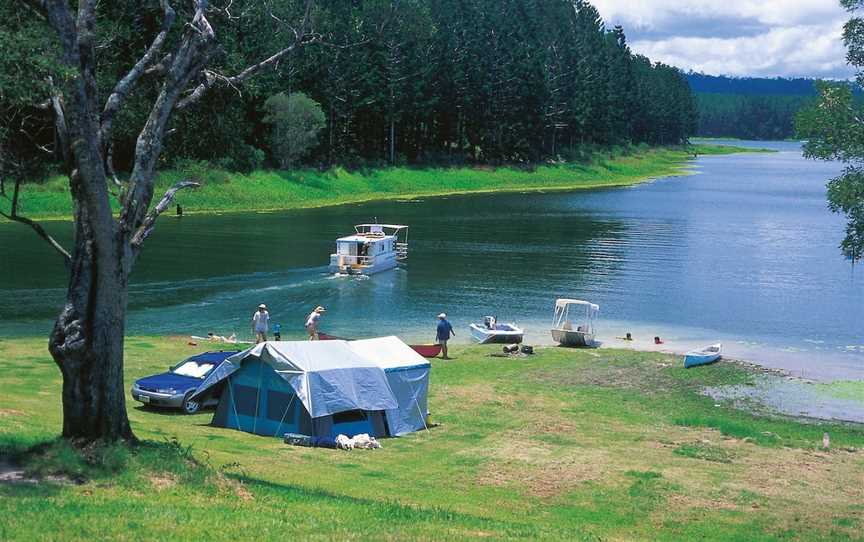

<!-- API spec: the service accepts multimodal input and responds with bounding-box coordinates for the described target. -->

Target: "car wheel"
[182,392,200,415]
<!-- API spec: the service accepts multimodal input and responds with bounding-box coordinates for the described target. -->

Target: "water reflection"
[1,141,862,380]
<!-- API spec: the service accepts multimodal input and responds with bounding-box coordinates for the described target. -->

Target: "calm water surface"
[1,141,862,380]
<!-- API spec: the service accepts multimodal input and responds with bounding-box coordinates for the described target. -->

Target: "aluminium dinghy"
[683,343,722,368]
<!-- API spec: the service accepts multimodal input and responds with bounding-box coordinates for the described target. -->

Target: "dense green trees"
[797,0,864,262]
[1,0,697,177]
[263,92,326,168]
[696,94,814,140]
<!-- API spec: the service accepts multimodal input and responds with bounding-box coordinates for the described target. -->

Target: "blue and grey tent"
[192,337,430,439]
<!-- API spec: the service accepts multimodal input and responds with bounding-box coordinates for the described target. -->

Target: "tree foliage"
[797,0,864,262]
[1,0,698,178]
[263,92,325,168]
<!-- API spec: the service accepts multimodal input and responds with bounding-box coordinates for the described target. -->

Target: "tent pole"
[404,371,429,433]
[273,394,296,438]
[227,377,241,430]
[252,358,264,435]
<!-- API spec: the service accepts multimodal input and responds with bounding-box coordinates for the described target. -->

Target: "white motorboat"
[551,299,599,347]
[469,316,524,344]
[329,223,408,275]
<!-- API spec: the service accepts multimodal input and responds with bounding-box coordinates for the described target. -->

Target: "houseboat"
[329,224,409,275]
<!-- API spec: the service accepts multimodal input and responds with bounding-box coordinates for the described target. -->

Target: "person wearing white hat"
[436,312,455,359]
[305,306,326,340]
[252,304,270,343]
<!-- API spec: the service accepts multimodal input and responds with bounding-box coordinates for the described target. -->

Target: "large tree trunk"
[13,0,318,443]
[49,212,133,441]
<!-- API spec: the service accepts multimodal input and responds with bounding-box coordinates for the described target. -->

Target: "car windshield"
[172,360,216,379]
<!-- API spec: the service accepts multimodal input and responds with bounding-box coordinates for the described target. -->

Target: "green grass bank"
[1,336,861,541]
[1,144,768,221]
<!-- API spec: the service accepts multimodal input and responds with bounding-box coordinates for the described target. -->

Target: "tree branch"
[101,0,176,141]
[177,0,317,109]
[0,178,71,266]
[129,180,199,250]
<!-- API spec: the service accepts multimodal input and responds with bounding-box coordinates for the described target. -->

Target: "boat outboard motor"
[484,316,496,329]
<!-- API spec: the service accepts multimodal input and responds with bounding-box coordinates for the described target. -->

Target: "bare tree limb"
[18,0,47,17]
[101,0,176,141]
[120,0,216,236]
[177,0,317,109]
[129,180,199,250]
[0,178,72,266]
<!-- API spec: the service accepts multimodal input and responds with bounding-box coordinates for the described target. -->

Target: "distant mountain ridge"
[686,73,819,96]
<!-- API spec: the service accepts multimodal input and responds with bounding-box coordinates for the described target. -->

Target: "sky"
[591,0,855,79]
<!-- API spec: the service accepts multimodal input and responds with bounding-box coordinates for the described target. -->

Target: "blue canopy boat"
[684,343,722,368]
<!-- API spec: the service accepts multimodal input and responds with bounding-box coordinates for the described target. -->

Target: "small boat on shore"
[409,344,443,358]
[469,316,524,344]
[684,343,722,368]
[319,331,442,358]
[551,299,599,347]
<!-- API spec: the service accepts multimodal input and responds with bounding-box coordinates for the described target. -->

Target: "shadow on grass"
[227,472,538,537]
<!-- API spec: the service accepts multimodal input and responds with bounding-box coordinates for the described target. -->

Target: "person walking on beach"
[252,304,270,343]
[305,306,326,340]
[436,313,455,359]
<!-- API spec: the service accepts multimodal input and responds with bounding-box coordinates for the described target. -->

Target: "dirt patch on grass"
[214,473,254,501]
[530,362,679,395]
[435,382,517,409]
[476,413,610,497]
[0,408,25,417]
[667,492,738,511]
[149,473,177,490]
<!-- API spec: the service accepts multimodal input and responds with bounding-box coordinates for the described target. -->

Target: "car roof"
[185,351,240,364]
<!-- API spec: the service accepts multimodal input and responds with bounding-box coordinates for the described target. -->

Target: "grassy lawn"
[0,336,862,540]
[1,144,769,222]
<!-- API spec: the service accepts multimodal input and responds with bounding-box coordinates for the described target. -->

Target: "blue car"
[131,351,238,414]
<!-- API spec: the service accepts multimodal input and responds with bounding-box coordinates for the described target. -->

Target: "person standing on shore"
[252,304,270,343]
[305,306,326,340]
[436,313,455,359]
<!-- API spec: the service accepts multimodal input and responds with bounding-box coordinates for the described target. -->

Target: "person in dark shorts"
[436,313,455,359]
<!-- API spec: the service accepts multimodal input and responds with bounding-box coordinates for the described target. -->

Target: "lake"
[1,141,862,380]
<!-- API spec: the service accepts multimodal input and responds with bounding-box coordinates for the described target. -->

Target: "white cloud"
[591,0,855,78]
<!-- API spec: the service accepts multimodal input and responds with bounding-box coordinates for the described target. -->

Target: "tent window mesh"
[266,390,294,421]
[332,410,367,424]
[233,385,259,416]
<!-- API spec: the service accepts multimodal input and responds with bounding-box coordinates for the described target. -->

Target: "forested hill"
[687,74,819,140]
[686,73,820,96]
[1,0,697,177]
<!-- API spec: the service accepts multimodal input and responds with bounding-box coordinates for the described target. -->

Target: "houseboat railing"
[396,242,409,260]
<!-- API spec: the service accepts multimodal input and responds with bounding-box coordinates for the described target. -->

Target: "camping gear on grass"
[470,316,524,344]
[193,337,430,439]
[551,299,599,347]
[683,343,722,368]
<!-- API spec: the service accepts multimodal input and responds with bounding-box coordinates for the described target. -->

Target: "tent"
[192,337,430,439]
[349,337,431,436]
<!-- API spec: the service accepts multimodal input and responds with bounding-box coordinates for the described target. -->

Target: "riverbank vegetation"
[1,144,762,220]
[1,0,697,188]
[1,337,862,540]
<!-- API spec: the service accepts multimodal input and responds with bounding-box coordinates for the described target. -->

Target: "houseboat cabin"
[329,224,409,275]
